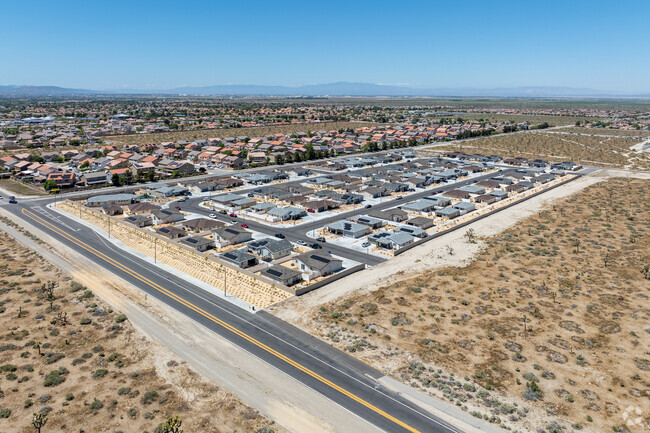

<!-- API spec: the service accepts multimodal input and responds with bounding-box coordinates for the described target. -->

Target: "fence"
[57,200,292,308]
[393,174,579,256]
[293,264,366,296]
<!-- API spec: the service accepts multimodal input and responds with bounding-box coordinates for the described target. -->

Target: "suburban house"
[406,216,434,229]
[155,226,187,239]
[86,193,138,207]
[151,209,185,225]
[180,236,215,251]
[260,265,302,286]
[46,172,77,188]
[124,215,152,227]
[292,251,343,280]
[213,225,252,247]
[182,218,224,233]
[220,249,258,268]
[126,202,160,215]
[326,221,371,238]
[246,238,293,261]
[368,231,415,249]
[80,172,108,187]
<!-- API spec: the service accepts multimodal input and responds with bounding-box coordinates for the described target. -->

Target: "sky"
[1,0,649,93]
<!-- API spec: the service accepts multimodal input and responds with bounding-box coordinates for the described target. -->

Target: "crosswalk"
[30,206,78,231]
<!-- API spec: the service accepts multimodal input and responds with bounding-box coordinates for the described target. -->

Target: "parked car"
[361,242,370,248]
[240,223,249,228]
[219,210,227,214]
[296,240,307,246]
[396,195,403,200]
[229,213,237,217]
[274,233,285,239]
[175,206,181,210]
[316,237,326,243]
[247,193,255,197]
[365,204,372,209]
[310,242,322,249]
[306,208,315,213]
[430,191,437,195]
[209,213,217,219]
[231,220,237,224]
[178,197,188,202]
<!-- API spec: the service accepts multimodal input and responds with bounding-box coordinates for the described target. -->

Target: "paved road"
[2,201,467,433]
[179,167,512,265]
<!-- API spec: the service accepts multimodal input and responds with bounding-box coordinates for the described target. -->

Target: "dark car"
[365,204,372,209]
[8,195,17,204]
[310,242,322,249]
[316,237,326,243]
[219,210,228,214]
[274,233,285,239]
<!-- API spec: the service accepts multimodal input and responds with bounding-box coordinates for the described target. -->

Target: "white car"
[296,240,307,246]
[209,213,217,219]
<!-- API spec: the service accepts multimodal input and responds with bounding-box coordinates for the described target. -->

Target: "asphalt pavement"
[2,201,467,433]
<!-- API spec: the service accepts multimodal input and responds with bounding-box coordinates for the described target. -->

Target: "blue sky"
[1,0,648,92]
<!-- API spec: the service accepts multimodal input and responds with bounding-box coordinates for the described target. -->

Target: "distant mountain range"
[0,82,648,98]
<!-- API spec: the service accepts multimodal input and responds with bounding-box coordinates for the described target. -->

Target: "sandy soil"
[276,177,650,433]
[269,174,604,324]
[0,228,280,433]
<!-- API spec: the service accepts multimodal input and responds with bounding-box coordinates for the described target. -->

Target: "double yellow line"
[21,207,422,433]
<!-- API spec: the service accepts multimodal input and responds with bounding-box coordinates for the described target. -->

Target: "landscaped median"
[55,200,293,309]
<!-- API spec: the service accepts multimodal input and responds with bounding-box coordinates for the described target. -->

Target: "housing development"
[1,3,649,432]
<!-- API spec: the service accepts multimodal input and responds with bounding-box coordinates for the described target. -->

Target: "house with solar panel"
[247,238,293,261]
[260,265,302,286]
[326,220,372,238]
[292,251,343,280]
[220,249,258,268]
[213,225,253,248]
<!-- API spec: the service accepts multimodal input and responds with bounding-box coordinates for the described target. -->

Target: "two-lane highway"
[4,201,464,433]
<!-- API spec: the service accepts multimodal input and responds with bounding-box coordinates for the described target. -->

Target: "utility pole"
[154,237,157,263]
[108,216,111,238]
[224,269,227,297]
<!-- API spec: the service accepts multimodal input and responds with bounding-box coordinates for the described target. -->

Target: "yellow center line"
[21,208,422,433]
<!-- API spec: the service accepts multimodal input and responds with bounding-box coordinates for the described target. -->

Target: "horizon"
[1,0,649,93]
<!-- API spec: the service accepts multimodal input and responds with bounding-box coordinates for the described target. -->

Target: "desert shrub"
[45,352,65,364]
[24,399,33,408]
[141,390,158,405]
[65,393,74,401]
[108,353,119,362]
[0,364,17,372]
[70,281,85,292]
[89,399,103,410]
[523,381,543,401]
[0,408,11,418]
[80,290,94,299]
[80,318,92,325]
[115,314,127,323]
[44,370,66,387]
[93,369,108,379]
[118,387,130,396]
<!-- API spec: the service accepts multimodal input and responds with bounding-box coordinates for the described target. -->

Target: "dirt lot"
[295,178,650,433]
[554,127,650,137]
[436,131,649,169]
[104,121,380,147]
[0,229,280,433]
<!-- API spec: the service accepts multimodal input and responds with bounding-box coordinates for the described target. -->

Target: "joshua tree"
[32,412,48,433]
[464,228,476,243]
[161,416,183,433]
[603,252,612,268]
[33,341,42,356]
[446,245,455,256]
[641,264,649,280]
[571,238,581,253]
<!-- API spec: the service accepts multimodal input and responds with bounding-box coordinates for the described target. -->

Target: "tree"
[147,171,156,182]
[32,412,48,433]
[33,341,42,356]
[160,416,183,433]
[111,175,121,187]
[43,180,57,191]
[464,228,476,243]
